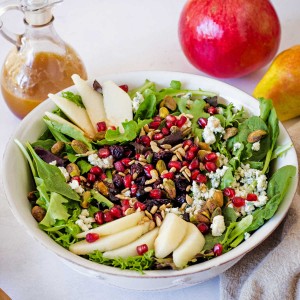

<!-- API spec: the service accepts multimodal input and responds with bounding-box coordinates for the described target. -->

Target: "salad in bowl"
[11,72,297,276]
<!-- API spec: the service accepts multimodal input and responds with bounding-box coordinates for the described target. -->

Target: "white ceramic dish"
[2,71,298,291]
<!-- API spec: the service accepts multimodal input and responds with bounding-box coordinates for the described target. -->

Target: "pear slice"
[154,213,188,259]
[48,93,96,138]
[70,222,150,255]
[76,211,145,239]
[101,80,133,132]
[71,74,108,131]
[103,227,159,259]
[173,223,205,268]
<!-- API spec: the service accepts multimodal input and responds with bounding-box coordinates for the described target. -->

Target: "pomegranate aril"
[122,199,130,206]
[232,197,245,207]
[208,106,218,115]
[223,187,235,198]
[191,169,200,180]
[72,176,81,184]
[168,160,182,171]
[108,126,117,131]
[87,173,96,183]
[98,148,111,158]
[182,161,189,167]
[161,127,170,136]
[86,233,100,243]
[131,183,138,196]
[149,121,160,130]
[185,150,196,161]
[153,133,164,140]
[123,174,132,188]
[140,135,151,147]
[197,222,210,235]
[134,201,146,211]
[198,117,208,128]
[104,211,114,222]
[183,139,193,149]
[196,173,207,184]
[166,120,175,129]
[204,152,218,162]
[166,115,177,123]
[121,204,130,215]
[161,172,174,179]
[188,158,199,170]
[144,164,154,177]
[205,161,217,172]
[136,244,148,255]
[176,115,187,128]
[153,116,162,122]
[247,193,258,201]
[213,243,223,256]
[121,158,131,167]
[100,173,107,180]
[89,166,103,176]
[96,121,107,132]
[110,206,122,219]
[94,211,104,225]
[119,84,128,92]
[149,189,162,199]
[189,145,199,153]
[135,153,141,160]
[114,161,125,172]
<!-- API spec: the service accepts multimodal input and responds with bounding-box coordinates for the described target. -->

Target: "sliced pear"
[70,222,150,255]
[48,93,96,138]
[71,74,108,130]
[173,222,205,268]
[103,227,159,259]
[101,80,133,132]
[154,213,188,259]
[76,211,145,239]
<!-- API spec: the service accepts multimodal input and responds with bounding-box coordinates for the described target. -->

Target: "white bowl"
[2,71,298,291]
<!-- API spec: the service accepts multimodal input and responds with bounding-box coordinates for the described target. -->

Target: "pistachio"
[163,95,177,111]
[247,130,267,143]
[156,160,167,175]
[71,140,89,154]
[211,207,222,221]
[150,169,159,180]
[197,141,211,151]
[81,191,91,208]
[51,141,65,155]
[223,127,238,140]
[198,149,211,161]
[163,179,176,199]
[93,131,106,141]
[159,107,170,119]
[206,198,218,214]
[212,190,224,207]
[31,205,46,222]
[94,181,109,196]
[66,163,80,177]
[196,212,210,224]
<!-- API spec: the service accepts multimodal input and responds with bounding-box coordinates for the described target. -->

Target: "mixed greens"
[17,78,296,273]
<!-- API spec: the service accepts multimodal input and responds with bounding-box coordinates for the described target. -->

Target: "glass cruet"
[0,0,87,118]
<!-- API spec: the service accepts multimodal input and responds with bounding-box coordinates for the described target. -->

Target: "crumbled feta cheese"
[202,116,225,144]
[211,215,226,236]
[217,107,224,115]
[132,92,144,112]
[208,166,228,188]
[252,141,260,151]
[217,153,228,167]
[254,194,268,207]
[165,207,183,216]
[58,167,70,182]
[233,142,242,152]
[202,128,216,145]
[88,154,114,169]
[69,179,84,194]
[244,232,250,240]
[49,160,57,165]
[75,209,95,232]
[182,92,192,99]
[244,200,255,214]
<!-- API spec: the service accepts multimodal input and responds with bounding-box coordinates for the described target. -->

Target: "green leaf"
[222,206,238,226]
[170,80,181,90]
[220,167,234,189]
[271,143,293,160]
[202,233,224,251]
[128,80,156,99]
[91,189,114,209]
[31,139,56,151]
[61,91,85,108]
[134,94,157,121]
[77,160,92,174]
[259,98,273,123]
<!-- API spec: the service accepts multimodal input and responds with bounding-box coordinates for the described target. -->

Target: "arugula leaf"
[61,91,85,108]
[271,143,293,160]
[170,80,181,90]
[134,94,157,121]
[223,103,245,127]
[128,80,156,99]
[77,160,92,174]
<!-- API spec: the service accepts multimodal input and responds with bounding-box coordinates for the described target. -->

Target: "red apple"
[178,0,281,78]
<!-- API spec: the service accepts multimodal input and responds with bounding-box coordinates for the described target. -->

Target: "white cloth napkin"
[220,122,300,300]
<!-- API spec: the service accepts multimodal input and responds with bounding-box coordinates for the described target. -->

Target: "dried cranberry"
[152,151,173,164]
[247,193,258,201]
[94,211,104,225]
[223,187,235,198]
[174,194,186,207]
[136,187,147,201]
[130,163,144,176]
[232,197,245,207]
[113,173,124,189]
[174,176,189,192]
[114,161,125,172]
[197,117,208,128]
[86,233,100,243]
[213,243,223,256]
[136,244,148,255]
[98,148,111,158]
[109,145,124,159]
[197,223,210,235]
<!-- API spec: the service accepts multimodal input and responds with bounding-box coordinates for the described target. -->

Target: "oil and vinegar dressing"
[1,46,87,118]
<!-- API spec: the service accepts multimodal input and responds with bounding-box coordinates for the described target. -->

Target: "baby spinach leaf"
[48,126,70,143]
[31,139,56,151]
[259,98,273,123]
[202,233,224,251]
[220,167,234,189]
[223,207,238,226]
[134,94,157,121]
[61,91,85,108]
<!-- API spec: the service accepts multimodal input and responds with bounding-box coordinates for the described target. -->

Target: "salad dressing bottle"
[0,0,87,118]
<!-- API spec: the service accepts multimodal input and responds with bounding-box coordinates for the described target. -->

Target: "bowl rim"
[2,70,298,278]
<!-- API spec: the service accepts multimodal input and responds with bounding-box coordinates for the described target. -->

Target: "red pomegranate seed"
[183,139,193,149]
[197,222,210,235]
[188,158,199,170]
[223,188,235,198]
[144,164,154,177]
[182,161,189,167]
[104,211,114,222]
[191,169,200,180]
[168,160,182,171]
[122,199,130,206]
[176,115,187,128]
[108,126,117,131]
[198,117,208,128]
[161,127,170,135]
[94,211,105,225]
[213,243,223,256]
[208,106,218,115]
[100,173,107,180]
[185,150,196,161]
[196,173,207,184]
[166,120,175,128]
[121,204,130,215]
[123,174,132,188]
[189,145,199,153]
[135,153,141,160]
[232,197,245,207]
[96,121,107,132]
[121,158,131,167]
[161,172,175,179]
[153,133,164,140]
[119,84,128,92]
[166,115,177,123]
[153,116,162,122]
[72,176,81,184]
[149,121,160,130]
[89,166,103,176]
[149,189,162,199]
[86,233,100,243]
[204,152,218,162]
[98,148,111,158]
[134,201,146,211]
[87,173,96,183]
[205,162,217,172]
[247,193,258,201]
[140,135,151,147]
[131,183,138,196]
[136,244,148,255]
[114,161,125,172]
[110,206,122,219]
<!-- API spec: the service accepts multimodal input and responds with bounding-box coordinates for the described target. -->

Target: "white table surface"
[0,0,299,299]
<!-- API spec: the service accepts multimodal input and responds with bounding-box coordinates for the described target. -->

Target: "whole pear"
[253,45,300,121]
